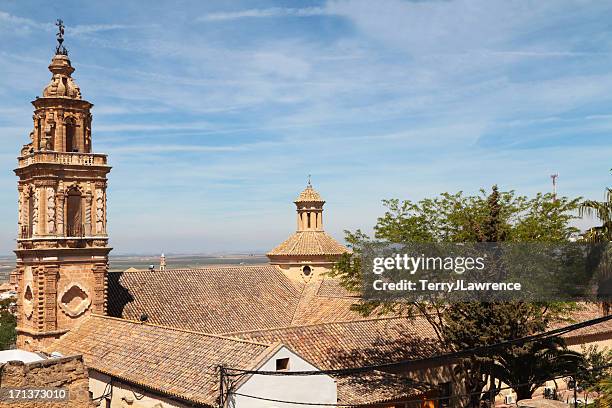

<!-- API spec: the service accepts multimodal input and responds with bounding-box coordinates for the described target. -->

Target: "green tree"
[576,346,611,404]
[580,187,612,242]
[580,177,612,315]
[490,336,583,400]
[599,375,612,408]
[330,187,582,407]
[0,298,16,350]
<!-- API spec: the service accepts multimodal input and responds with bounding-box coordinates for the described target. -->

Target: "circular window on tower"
[302,265,312,276]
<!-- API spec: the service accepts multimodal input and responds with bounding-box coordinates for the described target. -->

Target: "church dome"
[42,55,82,99]
[295,184,324,203]
[267,230,348,256]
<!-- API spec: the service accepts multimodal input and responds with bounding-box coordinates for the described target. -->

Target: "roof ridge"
[224,314,416,336]
[116,264,277,273]
[89,314,273,347]
[289,279,310,324]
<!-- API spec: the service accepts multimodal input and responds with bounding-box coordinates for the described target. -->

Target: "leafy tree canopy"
[330,187,584,406]
[0,298,16,350]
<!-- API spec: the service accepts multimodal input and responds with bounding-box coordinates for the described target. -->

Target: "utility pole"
[550,173,559,202]
[218,365,225,408]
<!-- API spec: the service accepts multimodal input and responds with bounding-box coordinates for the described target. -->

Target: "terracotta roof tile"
[49,315,275,407]
[109,267,367,332]
[316,278,358,298]
[295,185,324,203]
[291,279,363,325]
[336,371,428,404]
[227,316,439,370]
[108,265,303,334]
[556,303,612,343]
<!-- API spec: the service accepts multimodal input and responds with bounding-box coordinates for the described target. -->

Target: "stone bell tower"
[12,21,111,350]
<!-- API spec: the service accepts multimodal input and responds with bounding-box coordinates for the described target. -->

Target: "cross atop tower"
[55,19,68,55]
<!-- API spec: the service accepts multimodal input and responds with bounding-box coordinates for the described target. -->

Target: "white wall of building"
[233,346,337,408]
[88,370,189,408]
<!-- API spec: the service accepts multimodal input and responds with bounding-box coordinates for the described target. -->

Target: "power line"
[224,314,612,377]
[230,363,612,407]
[219,315,612,408]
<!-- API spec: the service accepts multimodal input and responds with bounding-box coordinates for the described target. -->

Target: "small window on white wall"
[276,357,290,371]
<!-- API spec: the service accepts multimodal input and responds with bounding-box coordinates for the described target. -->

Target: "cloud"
[0,10,148,36]
[2,0,612,254]
[100,144,246,154]
[198,7,327,21]
[70,24,138,36]
[95,121,214,133]
[0,11,53,31]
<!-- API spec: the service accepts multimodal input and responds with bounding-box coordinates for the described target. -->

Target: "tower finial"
[55,19,68,55]
[307,174,312,187]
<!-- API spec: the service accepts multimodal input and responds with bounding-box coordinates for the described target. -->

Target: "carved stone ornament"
[32,189,39,235]
[58,282,91,317]
[96,189,104,233]
[46,187,55,234]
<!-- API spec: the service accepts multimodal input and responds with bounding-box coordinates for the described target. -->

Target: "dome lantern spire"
[267,181,349,281]
[294,179,325,231]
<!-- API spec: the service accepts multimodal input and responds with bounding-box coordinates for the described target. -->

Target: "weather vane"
[55,19,68,55]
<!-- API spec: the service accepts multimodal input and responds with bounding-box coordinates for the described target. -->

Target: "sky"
[0,0,611,255]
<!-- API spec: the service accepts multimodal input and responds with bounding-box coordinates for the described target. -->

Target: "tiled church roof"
[316,278,356,298]
[108,266,363,333]
[108,265,303,334]
[49,315,277,407]
[227,316,439,370]
[291,278,362,325]
[51,314,432,406]
[267,231,349,256]
[103,264,443,405]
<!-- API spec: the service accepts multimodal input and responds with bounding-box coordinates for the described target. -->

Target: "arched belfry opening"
[65,117,78,153]
[295,184,324,232]
[66,188,83,237]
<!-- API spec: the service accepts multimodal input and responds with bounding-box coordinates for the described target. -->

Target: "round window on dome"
[302,265,312,276]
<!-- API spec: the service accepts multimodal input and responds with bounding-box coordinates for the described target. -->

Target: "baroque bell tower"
[12,21,111,350]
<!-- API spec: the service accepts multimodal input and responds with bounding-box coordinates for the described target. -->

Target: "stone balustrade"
[18,151,107,168]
